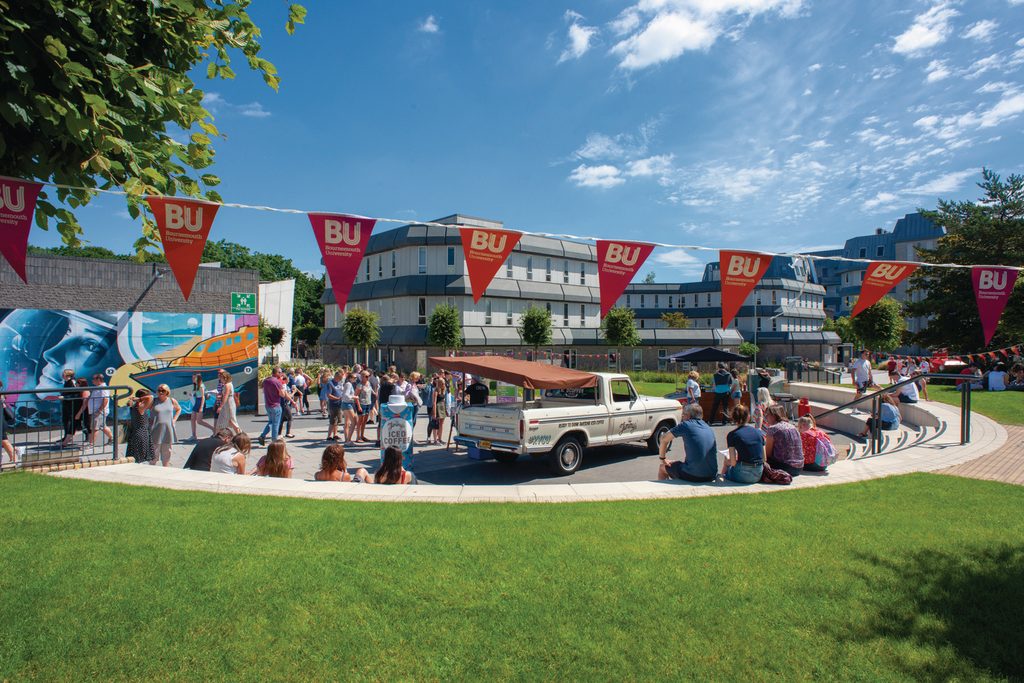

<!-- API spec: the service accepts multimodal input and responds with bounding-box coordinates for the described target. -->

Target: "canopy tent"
[429,356,598,389]
[666,346,751,363]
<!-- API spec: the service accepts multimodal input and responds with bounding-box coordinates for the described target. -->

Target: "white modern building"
[258,278,295,363]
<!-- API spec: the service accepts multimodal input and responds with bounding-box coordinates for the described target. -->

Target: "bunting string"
[6,175,1022,273]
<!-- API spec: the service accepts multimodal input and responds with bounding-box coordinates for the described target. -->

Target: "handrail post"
[960,382,967,445]
[113,388,121,460]
[965,382,972,444]
[870,394,880,455]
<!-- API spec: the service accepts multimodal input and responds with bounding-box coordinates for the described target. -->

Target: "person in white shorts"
[87,374,113,447]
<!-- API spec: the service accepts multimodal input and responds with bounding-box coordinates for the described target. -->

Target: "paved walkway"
[48,398,1007,503]
[940,424,1024,486]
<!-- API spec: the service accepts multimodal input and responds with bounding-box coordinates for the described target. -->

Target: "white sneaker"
[15,446,24,458]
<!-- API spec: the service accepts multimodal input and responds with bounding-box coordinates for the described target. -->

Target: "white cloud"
[238,102,271,118]
[625,154,675,177]
[574,133,627,160]
[977,81,1015,94]
[418,15,440,33]
[609,8,641,35]
[907,168,977,195]
[892,2,958,57]
[807,139,830,149]
[802,88,812,96]
[863,191,900,211]
[702,164,780,200]
[680,197,714,207]
[559,12,598,63]
[651,248,706,277]
[963,19,998,42]
[568,164,625,188]
[871,65,898,80]
[611,12,718,70]
[964,54,1002,79]
[925,59,951,83]
[807,63,821,72]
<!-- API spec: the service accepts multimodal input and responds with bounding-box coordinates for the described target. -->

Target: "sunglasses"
[158,389,169,394]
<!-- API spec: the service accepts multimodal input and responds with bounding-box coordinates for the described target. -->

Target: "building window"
[563,260,570,284]
[447,246,456,267]
[859,247,866,258]
[506,257,513,279]
[706,318,711,328]
[580,262,586,284]
[485,300,492,325]
[545,302,551,315]
[876,245,884,257]
[668,295,674,308]
[447,296,455,309]
[706,293,711,305]
[640,294,645,308]
[418,247,427,274]
[693,294,698,307]
[365,258,370,281]
[756,317,762,331]
[756,292,762,305]
[418,297,426,325]
[391,252,397,277]
[626,294,631,307]
[772,317,778,331]
[390,300,396,324]
[654,295,659,308]
[506,300,513,326]
[527,257,533,280]
[772,290,777,305]
[580,304,586,326]
[633,349,643,371]
[563,303,569,326]
[640,319,645,328]
[545,258,552,282]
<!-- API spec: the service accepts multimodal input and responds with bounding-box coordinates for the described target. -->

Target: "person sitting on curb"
[314,443,371,483]
[896,375,920,404]
[763,404,803,477]
[252,440,293,478]
[374,445,415,485]
[721,404,764,484]
[658,403,718,483]
[857,393,901,438]
[210,433,252,474]
[797,415,834,473]
[183,427,235,471]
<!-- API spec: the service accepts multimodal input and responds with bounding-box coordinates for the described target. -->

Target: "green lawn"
[1,473,1022,680]
[633,381,678,397]
[926,385,1024,425]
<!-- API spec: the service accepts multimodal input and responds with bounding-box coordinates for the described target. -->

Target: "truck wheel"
[493,452,518,464]
[548,436,583,476]
[647,422,673,454]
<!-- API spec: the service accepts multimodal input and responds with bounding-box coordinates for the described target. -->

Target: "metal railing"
[812,373,972,456]
[1,385,135,471]
[799,364,843,385]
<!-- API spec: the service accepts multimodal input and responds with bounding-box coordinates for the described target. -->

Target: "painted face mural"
[0,309,259,426]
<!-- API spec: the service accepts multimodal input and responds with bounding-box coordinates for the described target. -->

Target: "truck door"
[608,378,644,441]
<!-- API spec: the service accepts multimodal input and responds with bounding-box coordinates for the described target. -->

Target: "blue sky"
[40,0,1024,278]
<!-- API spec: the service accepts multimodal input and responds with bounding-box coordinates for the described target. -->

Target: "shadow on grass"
[848,545,1024,680]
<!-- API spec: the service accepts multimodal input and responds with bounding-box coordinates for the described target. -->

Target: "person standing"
[317,369,331,417]
[74,377,91,446]
[59,368,79,447]
[429,375,448,445]
[293,368,311,415]
[258,367,291,447]
[657,403,719,483]
[214,369,241,434]
[326,371,345,442]
[465,375,489,406]
[188,373,215,441]
[356,371,373,442]
[86,374,113,448]
[1,380,23,466]
[126,389,155,464]
[685,370,701,405]
[709,363,733,425]
[149,384,181,467]
[850,350,874,414]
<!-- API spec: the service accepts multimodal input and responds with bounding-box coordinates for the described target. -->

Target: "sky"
[38,0,1024,279]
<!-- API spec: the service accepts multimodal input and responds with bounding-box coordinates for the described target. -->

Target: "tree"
[1,1,305,250]
[601,307,641,371]
[642,271,656,283]
[517,305,552,360]
[851,297,905,353]
[258,316,284,360]
[427,304,462,355]
[738,341,759,358]
[341,309,380,367]
[908,169,1024,351]
[660,311,692,329]
[824,316,860,347]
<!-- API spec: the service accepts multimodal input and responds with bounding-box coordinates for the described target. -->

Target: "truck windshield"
[542,387,597,401]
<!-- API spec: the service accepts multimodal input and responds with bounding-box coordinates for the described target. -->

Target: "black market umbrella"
[666,346,751,363]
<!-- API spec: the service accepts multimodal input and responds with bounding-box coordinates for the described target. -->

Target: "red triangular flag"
[596,240,656,317]
[146,196,220,300]
[0,177,43,283]
[719,250,772,328]
[308,213,376,312]
[972,266,1019,345]
[460,227,522,303]
[850,261,918,318]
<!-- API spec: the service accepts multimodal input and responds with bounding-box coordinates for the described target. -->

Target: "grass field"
[1,472,1022,680]
[632,380,677,397]
[925,385,1024,425]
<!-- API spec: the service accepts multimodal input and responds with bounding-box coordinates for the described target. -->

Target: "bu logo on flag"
[469,230,507,253]
[726,254,761,278]
[165,204,204,232]
[977,269,1008,291]
[605,243,641,267]
[0,184,25,212]
[871,264,908,281]
[324,219,361,245]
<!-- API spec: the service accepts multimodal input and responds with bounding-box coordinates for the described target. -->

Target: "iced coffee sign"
[379,399,415,470]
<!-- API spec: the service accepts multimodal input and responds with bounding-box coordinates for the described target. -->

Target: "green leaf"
[43,35,68,60]
[200,173,220,186]
[206,62,218,79]
[286,4,307,35]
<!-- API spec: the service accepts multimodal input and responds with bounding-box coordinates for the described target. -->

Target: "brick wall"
[0,254,259,313]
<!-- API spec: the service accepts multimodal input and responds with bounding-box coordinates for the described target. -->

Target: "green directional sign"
[231,292,256,314]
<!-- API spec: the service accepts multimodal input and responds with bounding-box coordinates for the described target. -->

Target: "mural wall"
[0,309,258,426]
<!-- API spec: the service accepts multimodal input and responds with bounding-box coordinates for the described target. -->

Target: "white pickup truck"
[454,373,682,475]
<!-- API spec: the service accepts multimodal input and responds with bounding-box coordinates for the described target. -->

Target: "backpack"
[421,383,434,410]
[760,462,792,485]
[813,432,837,468]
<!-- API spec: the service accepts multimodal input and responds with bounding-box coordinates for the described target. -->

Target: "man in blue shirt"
[657,403,719,483]
[709,362,733,425]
